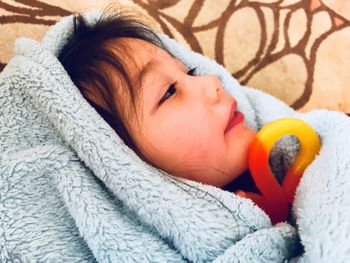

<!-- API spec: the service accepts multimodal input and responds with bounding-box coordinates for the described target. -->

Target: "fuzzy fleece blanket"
[1,12,350,263]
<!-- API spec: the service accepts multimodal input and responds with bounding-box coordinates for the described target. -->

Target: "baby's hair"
[59,6,243,234]
[59,6,164,168]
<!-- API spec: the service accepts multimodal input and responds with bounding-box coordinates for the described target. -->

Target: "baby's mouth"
[225,111,245,133]
[224,101,245,133]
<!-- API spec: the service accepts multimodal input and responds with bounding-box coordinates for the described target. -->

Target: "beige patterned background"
[1,0,350,113]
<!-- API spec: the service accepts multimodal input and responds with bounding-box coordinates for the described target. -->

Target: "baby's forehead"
[109,38,173,72]
[105,37,186,90]
[129,39,174,67]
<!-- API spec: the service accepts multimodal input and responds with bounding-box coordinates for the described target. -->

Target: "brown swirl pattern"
[1,0,350,113]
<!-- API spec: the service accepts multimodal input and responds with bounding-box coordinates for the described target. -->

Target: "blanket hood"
[0,12,301,263]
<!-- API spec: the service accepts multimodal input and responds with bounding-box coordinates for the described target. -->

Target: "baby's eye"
[159,84,176,105]
[159,68,197,105]
[187,67,196,76]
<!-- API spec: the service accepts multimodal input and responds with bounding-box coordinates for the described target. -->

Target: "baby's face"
[115,38,256,188]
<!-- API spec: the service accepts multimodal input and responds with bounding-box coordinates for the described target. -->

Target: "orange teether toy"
[243,118,320,224]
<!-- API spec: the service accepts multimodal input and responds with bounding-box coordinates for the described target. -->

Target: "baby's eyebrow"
[175,58,188,71]
[138,58,159,86]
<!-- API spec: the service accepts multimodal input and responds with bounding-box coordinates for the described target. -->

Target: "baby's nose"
[201,75,222,104]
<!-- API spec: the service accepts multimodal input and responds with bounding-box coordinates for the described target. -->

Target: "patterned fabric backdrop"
[1,0,350,113]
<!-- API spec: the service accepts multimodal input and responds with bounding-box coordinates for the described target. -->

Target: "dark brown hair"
[58,7,164,165]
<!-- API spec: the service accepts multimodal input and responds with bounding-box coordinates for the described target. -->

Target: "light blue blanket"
[1,12,349,262]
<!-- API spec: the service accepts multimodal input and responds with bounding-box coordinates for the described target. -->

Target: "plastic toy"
[238,118,321,224]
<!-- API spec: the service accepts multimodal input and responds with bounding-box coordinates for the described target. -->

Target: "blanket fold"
[1,12,349,263]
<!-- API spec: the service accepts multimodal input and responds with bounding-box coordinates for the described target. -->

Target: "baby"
[59,10,264,194]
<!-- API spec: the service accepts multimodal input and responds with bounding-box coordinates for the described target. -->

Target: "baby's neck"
[222,170,260,194]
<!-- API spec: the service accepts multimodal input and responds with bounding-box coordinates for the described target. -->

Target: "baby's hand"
[234,190,246,198]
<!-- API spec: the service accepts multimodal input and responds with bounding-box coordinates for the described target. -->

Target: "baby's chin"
[242,122,257,134]
[231,120,256,137]
[241,124,257,144]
